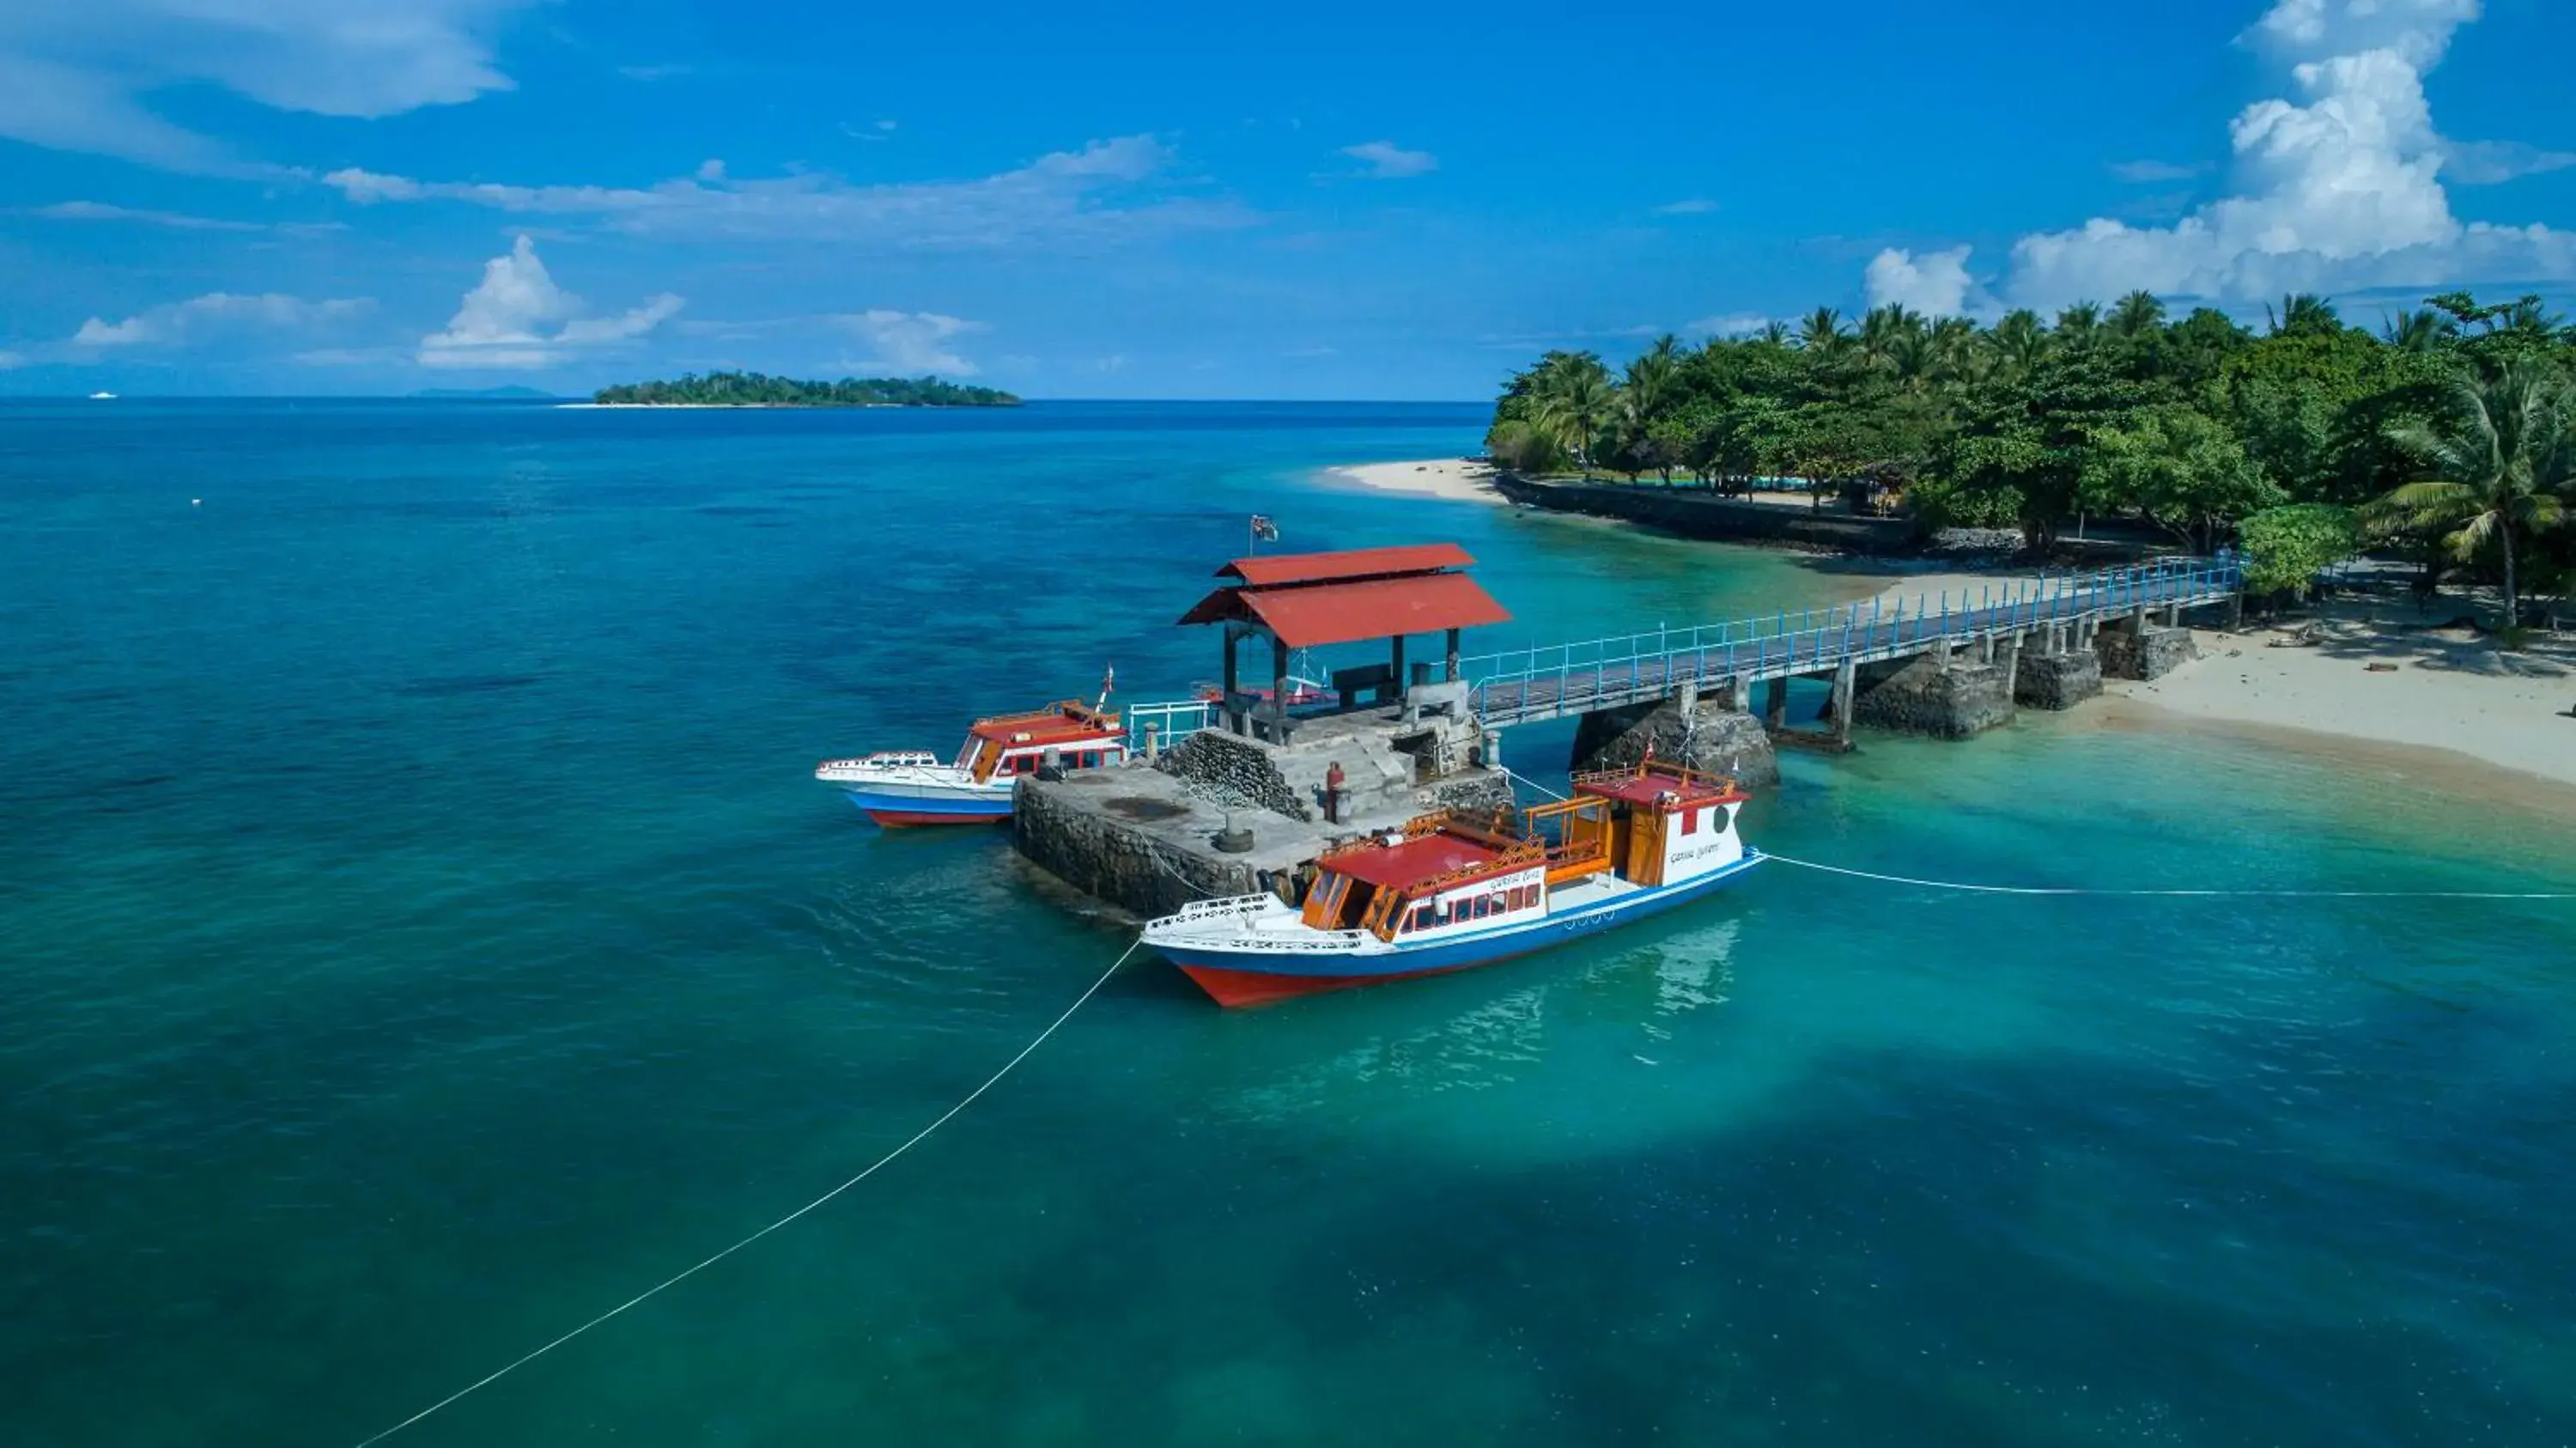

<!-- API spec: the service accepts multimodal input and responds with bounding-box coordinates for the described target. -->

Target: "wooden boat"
[816,699,1125,825]
[1142,759,1759,1005]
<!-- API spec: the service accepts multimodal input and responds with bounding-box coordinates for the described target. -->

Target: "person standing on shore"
[1324,761,1346,824]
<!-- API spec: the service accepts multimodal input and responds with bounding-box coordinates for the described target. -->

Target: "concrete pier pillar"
[1976,635,1996,664]
[1830,660,1857,745]
[1444,626,1462,683]
[1482,728,1503,774]
[2001,631,2023,698]
[1716,677,1744,712]
[1676,678,1699,713]
[1933,642,1953,674]
[1763,675,1789,731]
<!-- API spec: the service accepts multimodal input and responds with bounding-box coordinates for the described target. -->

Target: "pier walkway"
[1461,557,2242,730]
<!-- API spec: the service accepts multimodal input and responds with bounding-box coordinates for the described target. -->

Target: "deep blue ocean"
[6,399,2575,1447]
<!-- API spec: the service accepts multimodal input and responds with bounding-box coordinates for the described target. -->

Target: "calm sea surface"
[5,399,2574,1447]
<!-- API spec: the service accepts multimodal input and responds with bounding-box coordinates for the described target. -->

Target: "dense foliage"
[1491,290,2576,624]
[594,372,1021,407]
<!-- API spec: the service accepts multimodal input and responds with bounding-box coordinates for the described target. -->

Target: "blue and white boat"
[1142,760,1760,1006]
[816,697,1127,826]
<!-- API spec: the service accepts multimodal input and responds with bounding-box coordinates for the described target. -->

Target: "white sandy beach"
[1855,571,2576,790]
[1329,457,1507,504]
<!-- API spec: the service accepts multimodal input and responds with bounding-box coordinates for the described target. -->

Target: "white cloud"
[1340,140,1437,179]
[324,136,1248,249]
[0,0,539,169]
[1871,0,2576,312]
[831,310,983,375]
[557,295,686,345]
[2442,139,2576,185]
[1864,246,1983,316]
[72,292,371,347]
[2110,160,2204,183]
[1686,313,1772,338]
[33,199,261,231]
[418,234,684,370]
[27,199,346,235]
[1652,198,1719,216]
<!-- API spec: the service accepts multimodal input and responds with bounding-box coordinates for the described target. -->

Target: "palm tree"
[2110,290,2166,340]
[1621,337,1684,481]
[2268,293,2340,337]
[1530,352,1619,479]
[1856,305,1927,373]
[1796,307,1849,359]
[1988,309,2049,380]
[2375,359,2573,629]
[2382,308,2458,352]
[2054,301,2104,346]
[1759,319,1792,347]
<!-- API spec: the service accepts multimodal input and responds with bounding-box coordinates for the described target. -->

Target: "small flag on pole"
[1097,663,1115,710]
[1249,514,1280,546]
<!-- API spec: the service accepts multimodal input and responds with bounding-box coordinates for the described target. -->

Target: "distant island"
[414,385,558,400]
[590,372,1022,408]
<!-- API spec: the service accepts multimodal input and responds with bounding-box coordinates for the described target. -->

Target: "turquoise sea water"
[6,399,2575,1447]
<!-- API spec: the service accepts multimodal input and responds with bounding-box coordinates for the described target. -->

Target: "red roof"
[969,703,1121,748]
[1329,831,1507,889]
[1218,572,1512,648]
[1576,767,1745,809]
[1217,544,1475,587]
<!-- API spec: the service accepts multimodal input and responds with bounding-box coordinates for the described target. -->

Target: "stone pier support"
[1830,659,1857,745]
[1763,675,1789,731]
[2095,618,2199,681]
[2015,640,2102,709]
[1852,652,2015,739]
[1572,698,1781,788]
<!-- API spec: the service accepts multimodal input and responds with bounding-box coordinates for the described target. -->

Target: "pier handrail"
[1457,557,2242,728]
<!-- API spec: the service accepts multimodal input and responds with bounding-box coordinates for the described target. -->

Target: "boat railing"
[1163,892,1281,924]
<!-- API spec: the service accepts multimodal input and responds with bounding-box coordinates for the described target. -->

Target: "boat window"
[1408,904,1433,933]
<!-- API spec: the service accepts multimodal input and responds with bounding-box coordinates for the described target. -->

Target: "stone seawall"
[1155,727,1306,819]
[1493,477,1921,556]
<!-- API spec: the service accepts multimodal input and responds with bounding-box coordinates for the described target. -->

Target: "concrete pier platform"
[1016,719,1514,919]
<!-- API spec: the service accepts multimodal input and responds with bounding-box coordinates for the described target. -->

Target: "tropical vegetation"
[594,372,1021,407]
[1489,290,2576,628]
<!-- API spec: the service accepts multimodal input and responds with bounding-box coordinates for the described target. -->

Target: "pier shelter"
[1177,544,1511,741]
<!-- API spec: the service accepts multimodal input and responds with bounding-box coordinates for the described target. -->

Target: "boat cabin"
[1563,760,1747,887]
[1300,812,1551,943]
[1297,762,1747,944]
[957,701,1127,782]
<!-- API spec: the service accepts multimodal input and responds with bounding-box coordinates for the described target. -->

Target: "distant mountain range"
[410,386,559,399]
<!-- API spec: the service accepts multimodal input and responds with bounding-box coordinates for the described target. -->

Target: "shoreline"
[1850,568,2576,794]
[1325,457,1507,504]
[1322,457,2576,811]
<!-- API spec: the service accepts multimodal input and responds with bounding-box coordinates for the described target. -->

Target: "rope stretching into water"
[352,935,1145,1447]
[1761,853,2576,900]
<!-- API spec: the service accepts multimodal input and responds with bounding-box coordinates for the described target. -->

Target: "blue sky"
[2,0,2572,399]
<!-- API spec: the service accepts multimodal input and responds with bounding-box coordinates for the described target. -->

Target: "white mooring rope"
[352,936,1145,1447]
[1760,852,2576,900]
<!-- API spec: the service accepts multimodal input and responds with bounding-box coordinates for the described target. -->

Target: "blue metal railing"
[1460,557,2243,724]
[1125,698,1219,753]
